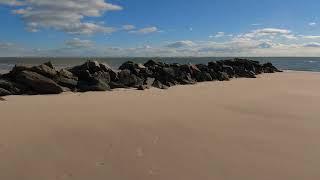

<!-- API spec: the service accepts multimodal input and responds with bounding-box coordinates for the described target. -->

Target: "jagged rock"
[15,71,63,94]
[196,72,213,82]
[153,80,169,89]
[118,70,143,87]
[58,69,77,80]
[69,60,102,76]
[100,63,118,81]
[145,77,155,87]
[55,77,78,90]
[263,63,282,73]
[208,62,223,72]
[43,61,54,69]
[92,71,111,84]
[109,82,128,89]
[222,65,235,78]
[144,60,165,68]
[3,65,31,79]
[217,72,230,81]
[31,64,57,78]
[0,87,12,96]
[137,77,156,90]
[109,81,129,89]
[0,79,24,95]
[77,79,111,92]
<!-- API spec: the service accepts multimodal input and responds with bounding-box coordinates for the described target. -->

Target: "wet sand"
[0,71,319,180]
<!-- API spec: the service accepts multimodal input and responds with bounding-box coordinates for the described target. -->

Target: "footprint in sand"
[136,147,144,157]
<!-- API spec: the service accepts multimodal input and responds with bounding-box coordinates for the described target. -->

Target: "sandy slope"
[0,71,320,180]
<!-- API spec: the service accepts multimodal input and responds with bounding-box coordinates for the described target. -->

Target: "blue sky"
[0,0,320,57]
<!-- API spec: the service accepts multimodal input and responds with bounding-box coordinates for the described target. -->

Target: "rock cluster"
[0,58,281,96]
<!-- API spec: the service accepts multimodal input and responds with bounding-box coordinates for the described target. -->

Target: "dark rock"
[92,71,111,84]
[55,77,78,90]
[77,79,111,92]
[44,61,54,69]
[145,77,155,88]
[144,60,163,67]
[15,71,63,94]
[152,80,169,89]
[0,87,12,96]
[217,72,230,81]
[4,65,31,79]
[118,70,143,87]
[100,63,118,81]
[222,65,235,77]
[31,64,57,78]
[58,69,77,80]
[195,72,213,82]
[208,62,222,72]
[263,62,282,73]
[69,60,102,76]
[109,81,128,89]
[0,79,24,95]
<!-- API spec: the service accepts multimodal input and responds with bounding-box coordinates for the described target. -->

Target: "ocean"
[1,57,320,73]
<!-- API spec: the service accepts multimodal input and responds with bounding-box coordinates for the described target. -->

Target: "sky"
[0,0,320,57]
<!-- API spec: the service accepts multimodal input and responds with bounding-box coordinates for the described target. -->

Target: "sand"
[0,71,320,180]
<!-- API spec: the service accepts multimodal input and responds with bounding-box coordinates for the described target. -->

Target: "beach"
[0,71,319,180]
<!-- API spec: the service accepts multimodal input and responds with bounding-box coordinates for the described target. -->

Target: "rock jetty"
[0,58,282,96]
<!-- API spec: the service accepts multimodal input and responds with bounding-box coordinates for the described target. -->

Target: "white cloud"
[303,42,320,48]
[122,25,136,31]
[65,38,94,48]
[166,41,196,48]
[300,35,320,39]
[210,32,233,38]
[309,22,317,26]
[129,26,158,34]
[3,0,122,34]
[0,42,14,49]
[240,28,291,39]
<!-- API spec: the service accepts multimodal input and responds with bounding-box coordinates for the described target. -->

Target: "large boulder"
[217,72,230,81]
[77,79,110,92]
[118,70,143,87]
[0,79,24,95]
[100,63,118,81]
[31,63,57,78]
[137,77,155,90]
[263,62,282,73]
[58,69,78,80]
[69,60,102,76]
[0,87,12,96]
[15,71,63,94]
[195,72,213,82]
[55,77,78,90]
[152,80,169,89]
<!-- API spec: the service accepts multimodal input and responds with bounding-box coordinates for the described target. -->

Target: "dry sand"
[0,71,320,180]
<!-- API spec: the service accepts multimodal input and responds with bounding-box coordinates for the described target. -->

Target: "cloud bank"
[1,0,122,34]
